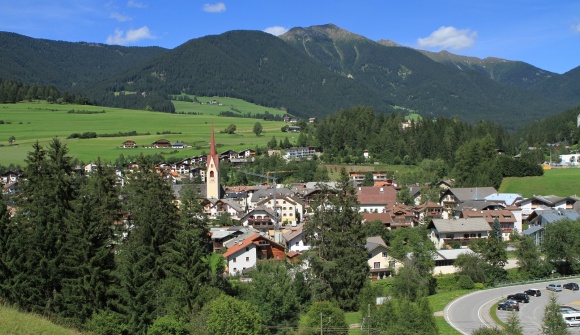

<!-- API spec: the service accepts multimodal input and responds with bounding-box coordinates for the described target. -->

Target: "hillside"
[0,305,82,335]
[0,32,166,91]
[281,24,570,127]
[1,25,580,127]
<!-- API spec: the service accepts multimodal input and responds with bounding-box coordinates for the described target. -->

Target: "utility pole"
[367,303,371,335]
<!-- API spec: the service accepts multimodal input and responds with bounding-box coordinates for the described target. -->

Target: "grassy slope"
[499,168,580,197]
[0,305,83,335]
[0,97,288,165]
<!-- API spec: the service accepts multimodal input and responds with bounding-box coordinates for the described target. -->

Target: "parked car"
[524,288,541,297]
[498,300,520,311]
[561,305,580,314]
[564,283,579,291]
[547,283,563,292]
[562,312,580,327]
[507,293,530,303]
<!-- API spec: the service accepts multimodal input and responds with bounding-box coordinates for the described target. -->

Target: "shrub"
[86,310,128,335]
[147,315,189,335]
[457,275,475,289]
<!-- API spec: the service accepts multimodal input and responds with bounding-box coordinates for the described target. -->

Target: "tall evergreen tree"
[0,193,13,299]
[304,168,369,311]
[160,184,213,317]
[113,162,181,334]
[8,139,76,314]
[541,293,570,335]
[57,160,120,324]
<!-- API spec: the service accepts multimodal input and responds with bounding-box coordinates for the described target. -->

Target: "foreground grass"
[499,168,580,197]
[0,98,287,165]
[0,305,83,335]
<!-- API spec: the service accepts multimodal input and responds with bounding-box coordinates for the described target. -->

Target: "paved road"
[445,281,580,334]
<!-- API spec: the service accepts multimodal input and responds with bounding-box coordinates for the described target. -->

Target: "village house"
[121,139,137,148]
[282,223,310,253]
[365,236,400,279]
[222,233,286,275]
[427,218,491,249]
[461,209,520,241]
[439,187,498,211]
[283,146,317,160]
[348,171,390,186]
[151,138,172,148]
[356,185,397,213]
[516,195,579,221]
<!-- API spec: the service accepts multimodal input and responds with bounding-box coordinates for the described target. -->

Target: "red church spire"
[210,121,216,157]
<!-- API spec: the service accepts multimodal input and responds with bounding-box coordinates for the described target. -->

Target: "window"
[374,262,381,269]
[446,234,454,239]
[210,171,214,177]
[389,261,396,268]
[233,268,237,272]
[470,233,476,238]
[295,241,300,246]
[246,257,249,261]
[233,257,237,263]
[246,247,249,251]
[382,252,388,258]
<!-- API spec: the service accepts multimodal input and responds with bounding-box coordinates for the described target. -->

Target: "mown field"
[0,97,288,166]
[499,167,580,197]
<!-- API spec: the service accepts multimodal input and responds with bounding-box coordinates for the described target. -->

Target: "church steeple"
[206,122,220,199]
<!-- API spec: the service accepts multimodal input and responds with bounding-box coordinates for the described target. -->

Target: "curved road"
[445,281,580,334]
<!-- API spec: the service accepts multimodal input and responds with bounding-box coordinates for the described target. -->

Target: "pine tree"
[160,184,213,317]
[58,160,120,324]
[304,168,369,311]
[113,162,181,334]
[8,139,76,314]
[0,193,13,299]
[541,292,570,335]
[504,310,524,335]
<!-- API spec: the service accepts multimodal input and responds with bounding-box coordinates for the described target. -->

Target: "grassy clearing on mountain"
[499,168,580,197]
[0,305,83,335]
[0,100,288,165]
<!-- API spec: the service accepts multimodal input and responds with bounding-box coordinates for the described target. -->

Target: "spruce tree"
[161,184,213,316]
[304,168,369,311]
[8,139,76,314]
[0,193,13,299]
[113,162,181,334]
[541,292,570,335]
[58,160,120,324]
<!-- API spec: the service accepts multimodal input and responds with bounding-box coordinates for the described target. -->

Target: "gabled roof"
[283,224,304,242]
[365,236,388,252]
[444,187,498,202]
[356,186,397,205]
[434,249,475,261]
[223,233,262,258]
[250,187,294,203]
[362,212,394,224]
[484,193,523,206]
[429,218,490,233]
[238,206,277,222]
[455,200,504,212]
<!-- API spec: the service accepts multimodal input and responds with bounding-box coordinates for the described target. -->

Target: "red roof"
[222,233,261,258]
[356,186,397,205]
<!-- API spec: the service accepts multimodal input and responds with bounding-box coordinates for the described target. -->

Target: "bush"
[474,283,485,290]
[86,310,128,335]
[147,315,189,335]
[457,275,475,289]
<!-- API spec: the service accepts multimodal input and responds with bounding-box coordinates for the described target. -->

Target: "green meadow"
[0,305,83,335]
[0,97,289,166]
[499,167,580,197]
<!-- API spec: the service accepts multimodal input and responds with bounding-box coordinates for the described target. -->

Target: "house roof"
[356,186,397,205]
[529,209,580,225]
[484,193,523,206]
[223,233,261,258]
[283,224,304,242]
[365,236,388,252]
[523,225,544,236]
[445,187,498,202]
[429,218,491,233]
[434,249,475,261]
[362,212,394,224]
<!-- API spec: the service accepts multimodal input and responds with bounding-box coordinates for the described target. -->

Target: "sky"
[1,1,580,74]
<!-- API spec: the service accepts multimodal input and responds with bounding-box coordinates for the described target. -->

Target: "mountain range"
[1,23,579,129]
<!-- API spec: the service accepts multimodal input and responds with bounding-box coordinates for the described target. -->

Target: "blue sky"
[2,0,580,74]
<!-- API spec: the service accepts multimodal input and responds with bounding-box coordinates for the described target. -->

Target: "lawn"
[499,167,580,197]
[0,99,288,166]
[0,305,83,335]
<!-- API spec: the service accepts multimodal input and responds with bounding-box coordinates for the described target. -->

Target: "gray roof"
[448,187,498,201]
[283,224,304,242]
[365,236,388,252]
[429,218,491,233]
[455,200,504,212]
[250,187,294,203]
[484,193,523,206]
[434,249,475,261]
[530,209,580,226]
[522,225,544,236]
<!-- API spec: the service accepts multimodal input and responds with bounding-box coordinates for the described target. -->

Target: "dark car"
[564,283,579,291]
[507,293,530,303]
[524,288,541,297]
[498,300,520,311]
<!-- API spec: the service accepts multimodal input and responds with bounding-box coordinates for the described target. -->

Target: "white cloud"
[127,0,147,9]
[417,26,477,51]
[109,12,132,22]
[264,26,289,36]
[106,26,155,45]
[203,2,226,13]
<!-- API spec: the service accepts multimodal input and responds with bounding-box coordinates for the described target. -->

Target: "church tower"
[206,123,221,199]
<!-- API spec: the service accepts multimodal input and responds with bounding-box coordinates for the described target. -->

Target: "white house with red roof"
[222,233,286,275]
[356,186,397,213]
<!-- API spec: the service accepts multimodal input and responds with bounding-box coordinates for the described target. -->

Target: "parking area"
[496,282,580,334]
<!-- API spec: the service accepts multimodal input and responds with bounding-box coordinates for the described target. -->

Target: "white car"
[547,283,563,292]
